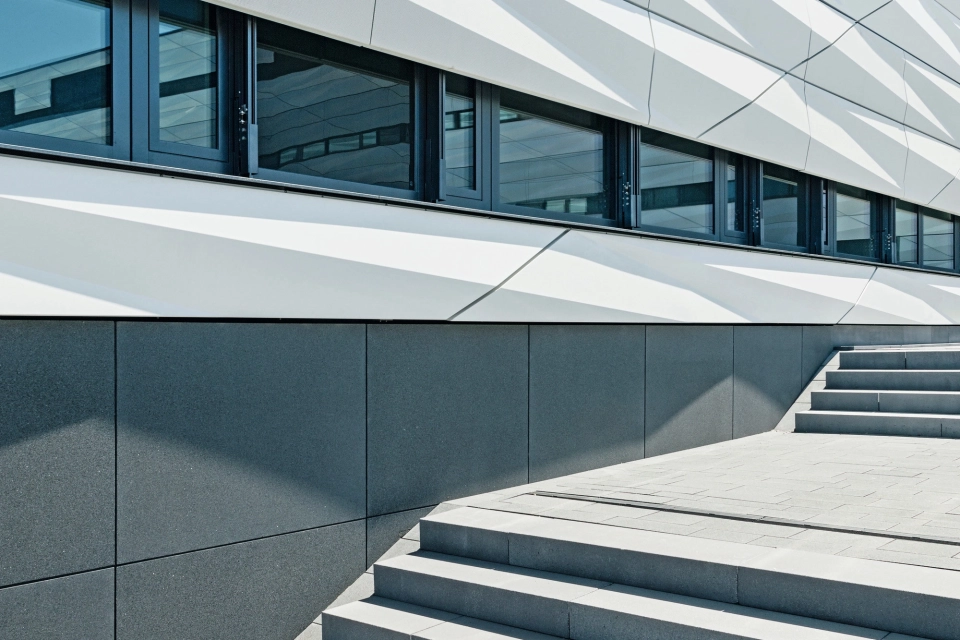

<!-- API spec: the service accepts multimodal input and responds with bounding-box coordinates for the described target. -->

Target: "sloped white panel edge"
[457,231,875,324]
[370,0,655,126]
[700,74,811,171]
[206,0,376,46]
[648,13,783,138]
[805,84,908,198]
[903,128,960,205]
[0,157,563,319]
[840,267,960,324]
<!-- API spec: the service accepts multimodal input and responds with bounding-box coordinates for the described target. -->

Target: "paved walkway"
[451,432,960,572]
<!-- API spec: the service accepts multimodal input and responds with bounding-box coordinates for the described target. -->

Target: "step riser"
[826,370,960,391]
[794,412,950,437]
[811,391,960,414]
[376,561,960,640]
[323,616,407,640]
[839,351,960,370]
[419,519,960,640]
[839,351,905,370]
[421,520,738,604]
[374,563,572,637]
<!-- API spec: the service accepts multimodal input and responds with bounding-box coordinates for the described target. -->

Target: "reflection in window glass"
[0,0,111,144]
[726,160,742,232]
[640,130,713,234]
[895,202,918,265]
[762,164,803,247]
[256,21,413,190]
[923,210,955,270]
[158,0,217,147]
[836,185,874,257]
[445,74,475,191]
[498,90,608,217]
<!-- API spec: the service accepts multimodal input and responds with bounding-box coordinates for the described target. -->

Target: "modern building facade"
[3,0,960,638]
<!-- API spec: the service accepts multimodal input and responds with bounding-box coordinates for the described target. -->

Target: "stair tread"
[815,390,960,395]
[376,552,909,640]
[799,410,960,418]
[323,596,560,639]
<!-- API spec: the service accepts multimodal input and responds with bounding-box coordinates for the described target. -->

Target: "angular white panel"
[0,157,564,319]
[904,55,960,146]
[806,25,907,122]
[648,14,783,138]
[817,0,891,20]
[370,0,655,125]
[807,1,855,57]
[648,0,811,71]
[862,0,960,85]
[700,74,811,170]
[903,129,960,205]
[805,85,908,197]
[206,0,376,46]
[939,0,960,18]
[458,231,874,323]
[841,267,960,324]
[929,174,960,216]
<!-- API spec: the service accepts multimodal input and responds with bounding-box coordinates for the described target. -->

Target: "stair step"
[416,506,960,639]
[840,350,960,371]
[811,390,960,414]
[795,410,960,437]
[374,551,910,640]
[826,370,960,391]
[322,596,560,639]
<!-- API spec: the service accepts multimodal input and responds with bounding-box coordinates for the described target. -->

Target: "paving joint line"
[532,490,960,548]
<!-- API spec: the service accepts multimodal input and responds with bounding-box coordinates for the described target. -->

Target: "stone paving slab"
[448,432,960,572]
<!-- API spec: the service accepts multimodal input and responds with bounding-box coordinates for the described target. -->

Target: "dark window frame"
[492,86,621,227]
[0,0,131,160]
[829,182,882,262]
[131,0,233,172]
[757,161,811,254]
[895,201,959,272]
[635,127,722,241]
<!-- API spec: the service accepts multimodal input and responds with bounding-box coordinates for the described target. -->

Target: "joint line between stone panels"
[447,229,570,321]
[731,327,735,441]
[113,516,372,570]
[643,325,647,458]
[113,320,118,639]
[835,266,877,324]
[527,324,531,484]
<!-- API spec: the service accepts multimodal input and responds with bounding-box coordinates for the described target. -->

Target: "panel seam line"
[447,229,570,321]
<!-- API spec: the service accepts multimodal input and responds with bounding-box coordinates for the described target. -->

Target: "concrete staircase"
[323,506,960,639]
[796,347,960,437]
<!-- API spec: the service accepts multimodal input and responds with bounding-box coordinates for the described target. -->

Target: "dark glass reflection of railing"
[261,123,410,170]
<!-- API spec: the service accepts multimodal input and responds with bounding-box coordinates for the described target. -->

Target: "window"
[445,74,475,191]
[835,184,876,258]
[0,0,121,154]
[255,20,415,193]
[157,0,218,148]
[726,158,743,233]
[895,202,918,265]
[922,209,955,270]
[497,89,611,221]
[639,129,713,235]
[762,164,805,248]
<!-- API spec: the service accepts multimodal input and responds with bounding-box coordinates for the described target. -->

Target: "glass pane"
[158,0,217,148]
[256,21,413,190]
[923,211,954,270]
[763,164,803,246]
[836,185,874,257]
[726,160,742,232]
[640,131,713,234]
[498,92,608,217]
[0,0,111,144]
[895,203,918,265]
[445,74,475,191]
